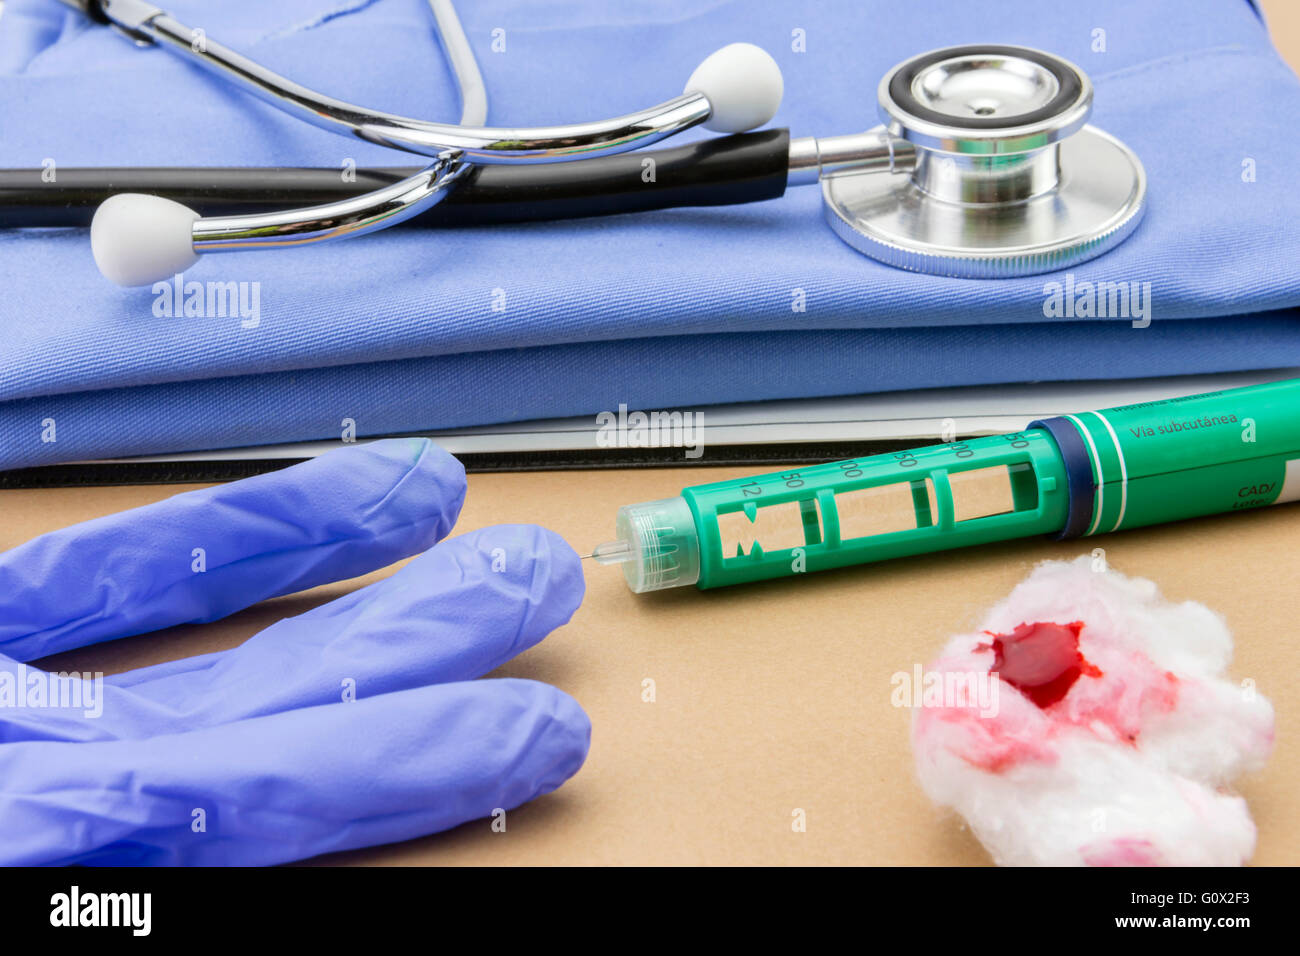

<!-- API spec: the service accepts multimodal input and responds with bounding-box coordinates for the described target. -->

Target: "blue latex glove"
[0,438,590,865]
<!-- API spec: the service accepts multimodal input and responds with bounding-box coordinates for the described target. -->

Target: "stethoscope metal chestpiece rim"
[878,45,1092,153]
[823,44,1147,278]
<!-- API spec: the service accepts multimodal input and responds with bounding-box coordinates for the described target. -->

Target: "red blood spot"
[988,621,1101,709]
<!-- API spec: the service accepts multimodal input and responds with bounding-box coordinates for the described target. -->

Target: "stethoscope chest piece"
[822,45,1146,278]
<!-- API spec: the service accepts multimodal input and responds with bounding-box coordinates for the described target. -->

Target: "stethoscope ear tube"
[0,130,791,229]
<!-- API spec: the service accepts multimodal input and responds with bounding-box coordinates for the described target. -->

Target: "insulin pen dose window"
[834,479,938,540]
[716,499,823,557]
[948,463,1040,522]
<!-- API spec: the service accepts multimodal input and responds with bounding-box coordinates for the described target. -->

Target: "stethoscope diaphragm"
[821,45,1146,278]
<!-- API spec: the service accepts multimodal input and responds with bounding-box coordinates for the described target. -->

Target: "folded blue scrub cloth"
[0,439,591,865]
[1,0,1299,470]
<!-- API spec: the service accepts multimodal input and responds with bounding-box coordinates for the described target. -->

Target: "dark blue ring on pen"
[1031,416,1095,539]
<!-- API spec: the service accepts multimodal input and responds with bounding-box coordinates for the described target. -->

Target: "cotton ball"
[912,556,1273,867]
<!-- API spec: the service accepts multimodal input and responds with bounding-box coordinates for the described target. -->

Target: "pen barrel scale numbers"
[593,379,1300,592]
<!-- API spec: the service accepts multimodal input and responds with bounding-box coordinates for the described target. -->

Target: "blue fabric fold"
[1,0,1298,467]
[2,315,1297,471]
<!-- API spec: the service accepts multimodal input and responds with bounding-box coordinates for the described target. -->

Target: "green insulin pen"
[587,378,1300,592]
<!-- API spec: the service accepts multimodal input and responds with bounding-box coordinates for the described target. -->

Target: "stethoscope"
[22,0,1147,285]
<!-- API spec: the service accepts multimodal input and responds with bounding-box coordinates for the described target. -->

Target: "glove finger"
[0,678,591,866]
[0,526,582,745]
[0,438,465,662]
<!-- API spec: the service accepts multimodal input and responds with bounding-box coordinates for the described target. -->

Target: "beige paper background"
[1,1,1296,865]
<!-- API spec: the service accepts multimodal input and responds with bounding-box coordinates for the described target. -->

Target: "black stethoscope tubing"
[0,130,791,230]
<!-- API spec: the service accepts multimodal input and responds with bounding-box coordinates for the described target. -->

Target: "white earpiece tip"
[91,194,201,287]
[684,42,783,133]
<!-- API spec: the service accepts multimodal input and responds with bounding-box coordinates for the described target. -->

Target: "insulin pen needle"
[582,540,636,564]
